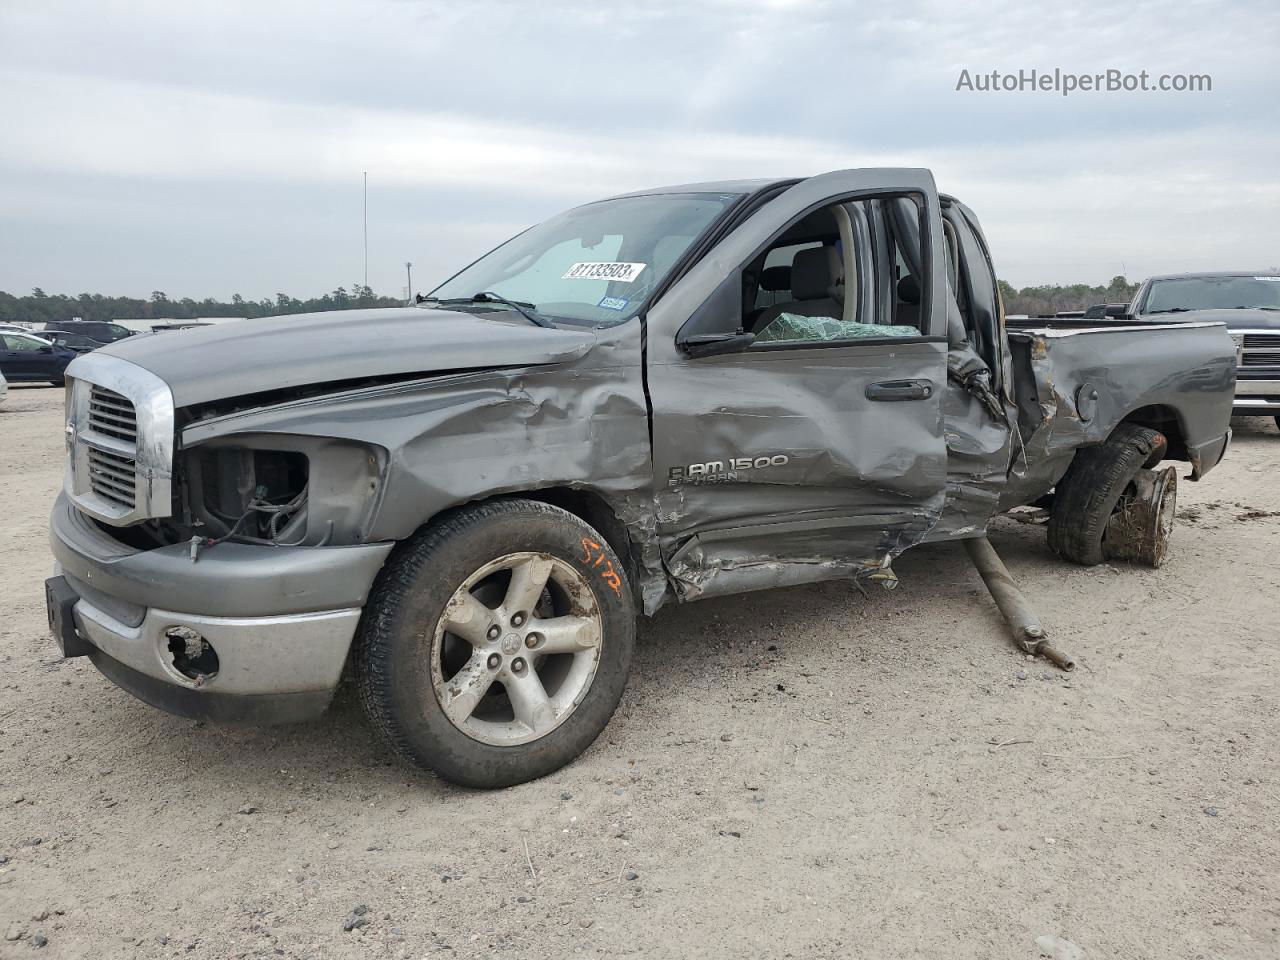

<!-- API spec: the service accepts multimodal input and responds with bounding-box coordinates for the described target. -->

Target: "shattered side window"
[755,312,920,343]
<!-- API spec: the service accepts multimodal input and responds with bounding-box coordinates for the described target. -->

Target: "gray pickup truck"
[46,169,1234,787]
[1127,272,1280,426]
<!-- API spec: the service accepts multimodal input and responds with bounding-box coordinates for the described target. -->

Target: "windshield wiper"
[1145,308,1191,314]
[423,292,554,328]
[472,292,555,328]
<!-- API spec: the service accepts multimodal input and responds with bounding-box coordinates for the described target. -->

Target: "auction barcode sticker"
[562,262,647,283]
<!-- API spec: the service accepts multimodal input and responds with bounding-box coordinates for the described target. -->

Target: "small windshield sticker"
[562,262,647,283]
[598,296,629,311]
[1254,276,1280,282]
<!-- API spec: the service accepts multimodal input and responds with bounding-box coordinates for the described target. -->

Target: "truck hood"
[95,307,597,407]
[1141,308,1280,330]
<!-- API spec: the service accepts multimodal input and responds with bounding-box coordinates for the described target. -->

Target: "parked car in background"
[1083,303,1128,319]
[0,331,77,385]
[44,331,107,354]
[0,323,43,336]
[42,320,136,344]
[1129,272,1280,427]
[151,322,213,332]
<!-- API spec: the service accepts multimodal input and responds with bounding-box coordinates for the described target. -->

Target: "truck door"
[643,170,950,601]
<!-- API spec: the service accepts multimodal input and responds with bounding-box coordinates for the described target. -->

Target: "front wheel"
[355,499,635,788]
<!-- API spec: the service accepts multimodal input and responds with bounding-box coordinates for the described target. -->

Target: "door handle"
[866,379,933,401]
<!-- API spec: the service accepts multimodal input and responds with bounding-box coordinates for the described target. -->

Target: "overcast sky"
[2,0,1278,300]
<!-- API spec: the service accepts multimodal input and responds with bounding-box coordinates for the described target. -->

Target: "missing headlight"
[192,447,309,544]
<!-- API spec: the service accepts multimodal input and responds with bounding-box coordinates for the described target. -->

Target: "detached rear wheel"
[356,499,634,788]
[1047,423,1169,566]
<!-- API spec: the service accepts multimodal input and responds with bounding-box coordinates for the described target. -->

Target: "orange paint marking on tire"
[579,537,622,595]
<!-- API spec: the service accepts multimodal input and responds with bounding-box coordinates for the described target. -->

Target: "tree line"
[0,286,402,325]
[2,276,1143,326]
[998,275,1140,316]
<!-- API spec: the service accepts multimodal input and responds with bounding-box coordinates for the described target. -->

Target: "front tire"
[355,499,635,788]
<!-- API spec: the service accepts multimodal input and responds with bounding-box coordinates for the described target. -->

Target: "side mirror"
[38,345,53,354]
[676,272,745,349]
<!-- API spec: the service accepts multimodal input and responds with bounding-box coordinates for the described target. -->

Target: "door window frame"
[676,188,945,353]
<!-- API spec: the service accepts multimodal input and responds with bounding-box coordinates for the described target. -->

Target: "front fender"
[179,360,660,588]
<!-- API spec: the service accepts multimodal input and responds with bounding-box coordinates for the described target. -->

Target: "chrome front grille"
[64,353,175,526]
[87,446,137,509]
[1240,332,1280,367]
[87,386,138,443]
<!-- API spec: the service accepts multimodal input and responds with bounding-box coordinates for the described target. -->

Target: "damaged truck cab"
[46,169,1235,787]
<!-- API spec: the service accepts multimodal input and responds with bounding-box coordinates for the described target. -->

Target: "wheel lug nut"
[511,612,526,627]
[525,634,539,649]
[487,653,501,669]
[486,625,501,640]
[512,657,526,674]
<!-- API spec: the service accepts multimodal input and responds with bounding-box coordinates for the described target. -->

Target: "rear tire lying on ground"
[1047,423,1167,566]
[355,499,635,789]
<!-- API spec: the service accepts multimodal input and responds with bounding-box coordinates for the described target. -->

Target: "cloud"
[0,0,1277,296]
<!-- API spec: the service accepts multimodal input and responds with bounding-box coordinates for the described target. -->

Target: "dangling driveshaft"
[964,536,1077,671]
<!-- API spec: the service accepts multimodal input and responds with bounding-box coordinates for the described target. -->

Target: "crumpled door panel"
[650,340,950,601]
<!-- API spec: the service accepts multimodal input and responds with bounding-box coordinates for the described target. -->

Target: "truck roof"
[1146,270,1280,280]
[604,178,791,200]
[609,175,968,204]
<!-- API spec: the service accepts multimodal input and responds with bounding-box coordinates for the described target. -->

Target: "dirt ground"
[1,384,1278,960]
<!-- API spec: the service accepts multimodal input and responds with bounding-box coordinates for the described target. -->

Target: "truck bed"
[1000,319,1236,507]
[1007,316,1172,332]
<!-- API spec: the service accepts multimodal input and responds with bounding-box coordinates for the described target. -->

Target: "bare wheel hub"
[430,552,603,746]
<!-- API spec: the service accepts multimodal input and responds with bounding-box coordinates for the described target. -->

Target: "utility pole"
[405,262,413,303]
[363,171,368,293]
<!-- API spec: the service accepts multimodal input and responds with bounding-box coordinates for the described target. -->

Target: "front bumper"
[1233,377,1280,414]
[49,492,394,723]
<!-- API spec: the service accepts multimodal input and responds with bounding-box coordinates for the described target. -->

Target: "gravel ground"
[1,384,1278,960]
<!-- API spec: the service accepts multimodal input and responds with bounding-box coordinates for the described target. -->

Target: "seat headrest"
[759,265,791,292]
[792,246,842,301]
[898,274,920,304]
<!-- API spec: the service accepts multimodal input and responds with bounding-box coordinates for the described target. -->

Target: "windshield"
[427,192,739,326]
[1145,276,1280,313]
